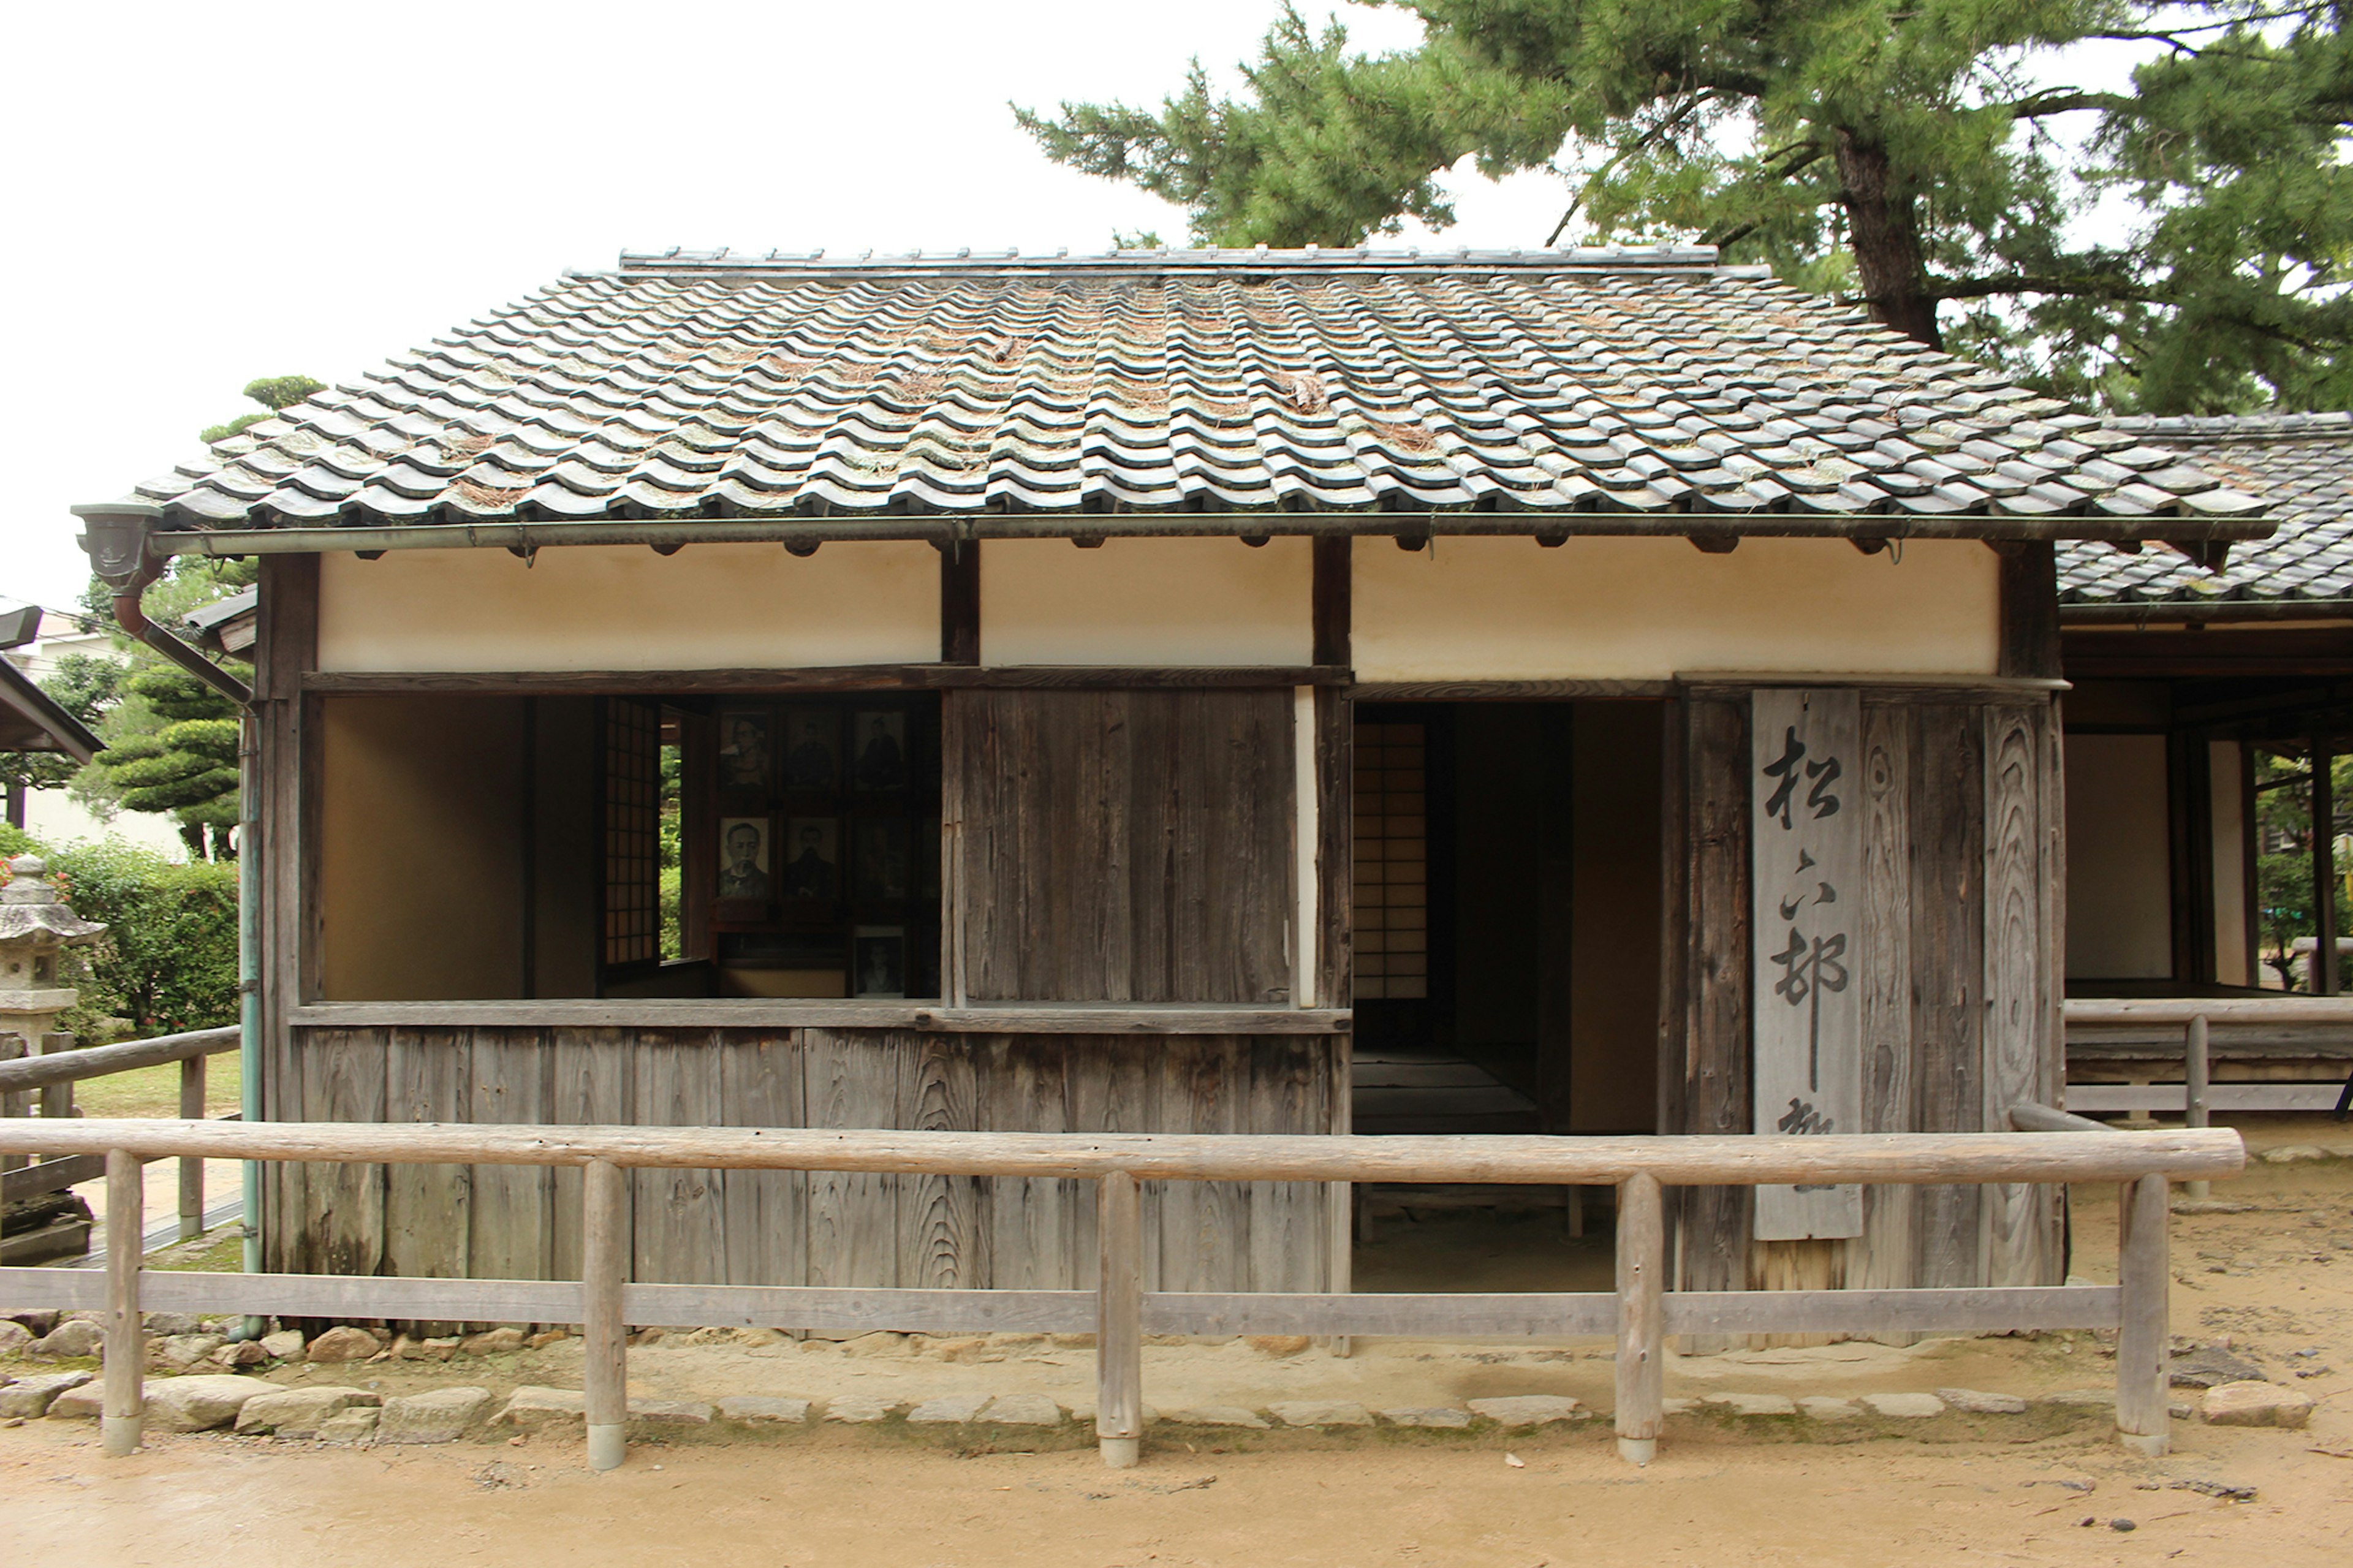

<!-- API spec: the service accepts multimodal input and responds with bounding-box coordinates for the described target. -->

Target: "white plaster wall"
[317,543,940,672]
[1351,537,2001,681]
[981,537,1313,667]
[2211,739,2251,987]
[2064,733,2173,980]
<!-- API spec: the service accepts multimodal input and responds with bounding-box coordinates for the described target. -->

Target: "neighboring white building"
[4,604,189,860]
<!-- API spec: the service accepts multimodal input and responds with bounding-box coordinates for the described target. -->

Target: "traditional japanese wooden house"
[2055,413,2353,1104]
[72,248,2266,1310]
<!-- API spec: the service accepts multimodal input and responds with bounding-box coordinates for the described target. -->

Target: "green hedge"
[0,825,240,1038]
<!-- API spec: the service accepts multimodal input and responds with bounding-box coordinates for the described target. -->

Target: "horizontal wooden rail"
[2064,997,2353,1027]
[285,1001,1351,1036]
[0,1271,2126,1344]
[0,1026,238,1095]
[2009,1101,2117,1135]
[0,1122,2222,1472]
[0,1119,2243,1186]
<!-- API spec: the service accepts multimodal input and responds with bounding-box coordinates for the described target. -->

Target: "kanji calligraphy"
[1751,688,1866,1240]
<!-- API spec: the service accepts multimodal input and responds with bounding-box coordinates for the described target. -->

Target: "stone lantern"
[0,854,106,1061]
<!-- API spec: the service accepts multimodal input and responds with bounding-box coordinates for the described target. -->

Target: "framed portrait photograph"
[851,710,908,792]
[717,710,773,794]
[852,817,914,901]
[780,707,839,793]
[778,817,839,900]
[714,816,772,915]
[853,924,907,999]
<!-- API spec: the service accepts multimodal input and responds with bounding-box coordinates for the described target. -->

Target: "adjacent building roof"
[2059,413,2353,614]
[98,248,2267,546]
[0,659,100,762]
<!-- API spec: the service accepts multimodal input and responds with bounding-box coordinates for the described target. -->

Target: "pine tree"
[1017,1,2353,411]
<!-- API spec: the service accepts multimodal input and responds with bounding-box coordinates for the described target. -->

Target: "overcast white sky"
[0,1,2143,619]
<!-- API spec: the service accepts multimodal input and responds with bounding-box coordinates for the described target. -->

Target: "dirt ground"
[4,1115,2349,1566]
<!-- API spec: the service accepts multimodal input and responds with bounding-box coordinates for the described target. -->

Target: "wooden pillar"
[1096,1170,1143,1469]
[2313,733,2338,995]
[2183,1015,2211,1201]
[1996,542,2063,680]
[102,1149,143,1457]
[1614,1172,1665,1465]
[2115,1172,2171,1456]
[939,542,980,665]
[178,1053,206,1242]
[582,1158,628,1471]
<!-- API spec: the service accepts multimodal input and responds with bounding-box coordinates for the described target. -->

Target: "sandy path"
[1,1414,2347,1568]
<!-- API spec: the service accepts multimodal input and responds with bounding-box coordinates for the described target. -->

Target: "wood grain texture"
[1313,685,1353,1012]
[300,1029,387,1279]
[1912,703,1986,1289]
[1851,700,1918,1330]
[1677,694,1752,1309]
[1982,703,2060,1287]
[288,1001,1351,1034]
[720,1034,804,1290]
[466,1029,553,1292]
[955,690,1296,1004]
[382,1028,470,1333]
[801,1028,901,1290]
[631,1030,728,1286]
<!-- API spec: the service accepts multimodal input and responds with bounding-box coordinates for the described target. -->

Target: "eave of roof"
[2059,412,2353,615]
[0,659,100,763]
[88,248,2271,549]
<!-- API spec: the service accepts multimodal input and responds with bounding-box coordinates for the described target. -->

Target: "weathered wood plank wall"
[1665,687,2065,1319]
[267,1028,1338,1295]
[949,691,1296,1005]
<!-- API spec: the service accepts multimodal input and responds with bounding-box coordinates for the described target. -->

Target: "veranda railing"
[0,1116,2239,1470]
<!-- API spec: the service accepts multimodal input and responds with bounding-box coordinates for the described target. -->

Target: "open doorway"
[1351,701,1666,1292]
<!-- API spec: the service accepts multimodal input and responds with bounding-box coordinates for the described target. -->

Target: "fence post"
[102,1149,143,1457]
[2115,1171,2170,1456]
[583,1157,628,1472]
[39,1031,76,1123]
[178,1053,207,1242]
[1614,1172,1665,1466]
[1096,1169,1143,1469]
[2183,1015,2210,1201]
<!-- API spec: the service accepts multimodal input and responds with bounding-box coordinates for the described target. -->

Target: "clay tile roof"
[102,248,2268,540]
[2060,413,2353,608]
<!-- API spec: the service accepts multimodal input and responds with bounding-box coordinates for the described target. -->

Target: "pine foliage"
[1018,1,2353,412]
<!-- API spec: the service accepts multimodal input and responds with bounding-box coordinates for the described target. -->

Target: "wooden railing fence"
[0,1115,2240,1471]
[0,1026,241,1249]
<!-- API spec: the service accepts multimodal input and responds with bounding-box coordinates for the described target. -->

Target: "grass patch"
[64,1054,241,1119]
[148,1225,248,1273]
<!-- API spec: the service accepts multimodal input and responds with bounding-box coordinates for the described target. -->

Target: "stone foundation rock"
[1467,1396,1583,1427]
[237,1387,381,1437]
[378,1385,492,1444]
[3,1370,91,1418]
[2202,1381,2314,1429]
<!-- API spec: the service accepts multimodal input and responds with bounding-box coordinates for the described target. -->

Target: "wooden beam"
[286,1002,1352,1034]
[582,1158,627,1471]
[102,1149,143,1457]
[1353,680,1673,702]
[940,543,981,665]
[1096,1170,1143,1469]
[2115,1173,2170,1455]
[301,665,1352,695]
[1615,1173,1665,1464]
[2316,730,2339,995]
[1664,1283,2120,1335]
[0,1118,2247,1186]
[1311,537,1351,669]
[0,1025,238,1094]
[1997,541,2063,680]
